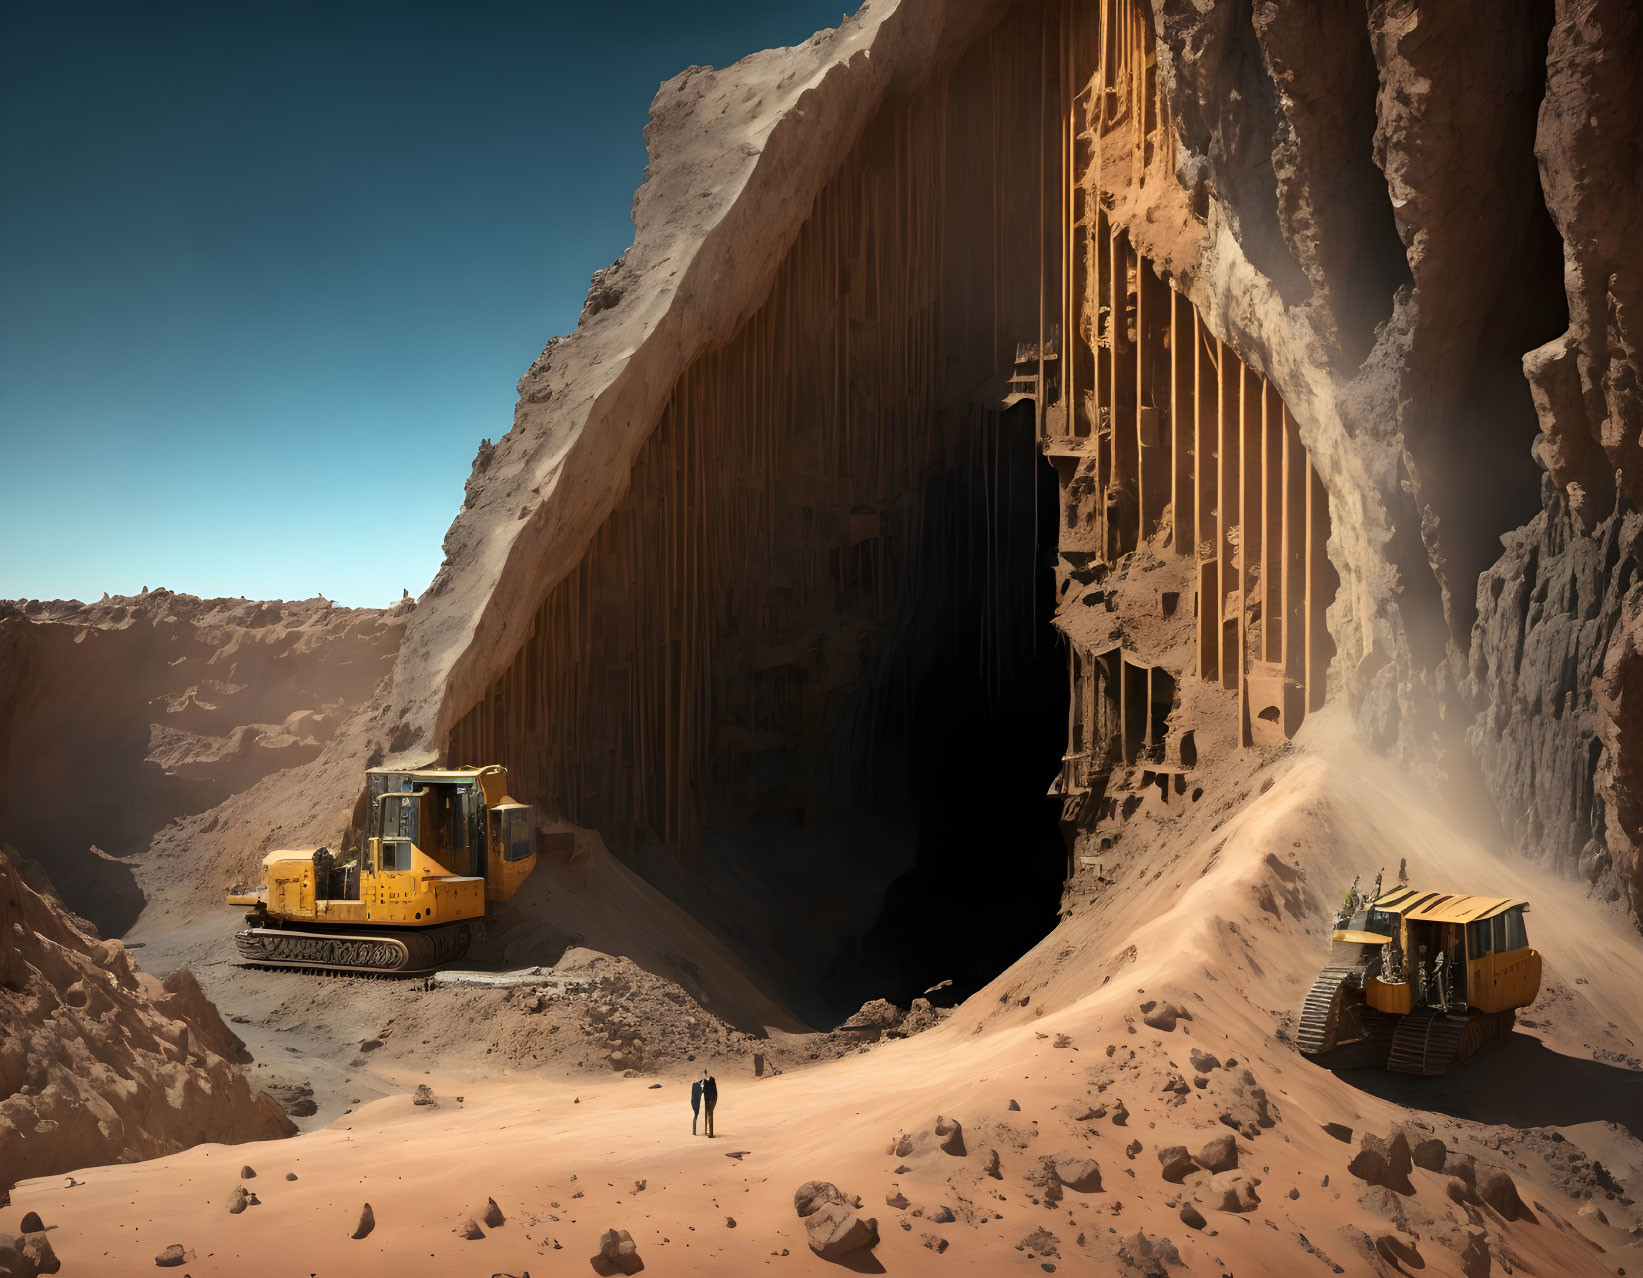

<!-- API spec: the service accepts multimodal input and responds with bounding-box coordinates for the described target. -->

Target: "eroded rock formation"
[0,843,294,1200]
[0,591,407,934]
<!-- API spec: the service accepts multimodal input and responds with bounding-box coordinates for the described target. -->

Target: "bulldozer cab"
[363,765,538,904]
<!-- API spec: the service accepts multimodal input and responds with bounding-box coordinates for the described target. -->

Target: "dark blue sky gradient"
[0,1,847,606]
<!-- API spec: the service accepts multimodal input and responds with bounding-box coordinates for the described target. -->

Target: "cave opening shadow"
[853,402,1068,1009]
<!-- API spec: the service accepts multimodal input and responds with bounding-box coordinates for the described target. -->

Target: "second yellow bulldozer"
[226,763,537,974]
[1297,878,1541,1074]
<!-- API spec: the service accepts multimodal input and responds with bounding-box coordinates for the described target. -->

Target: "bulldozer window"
[1364,909,1398,937]
[494,805,532,862]
[1503,907,1527,950]
[1492,913,1507,953]
[1467,919,1491,958]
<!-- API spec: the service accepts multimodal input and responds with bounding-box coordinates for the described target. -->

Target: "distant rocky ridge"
[0,589,408,935]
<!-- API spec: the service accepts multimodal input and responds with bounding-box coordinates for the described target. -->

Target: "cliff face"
[0,843,294,1200]
[0,591,408,935]
[334,0,1643,1004]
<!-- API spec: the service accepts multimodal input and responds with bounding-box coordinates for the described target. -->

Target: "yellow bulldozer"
[1297,878,1541,1074]
[226,764,537,974]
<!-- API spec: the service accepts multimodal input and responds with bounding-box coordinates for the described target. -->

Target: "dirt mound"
[0,843,294,1199]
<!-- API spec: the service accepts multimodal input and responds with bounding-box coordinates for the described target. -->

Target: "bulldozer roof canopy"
[365,765,496,781]
[1372,886,1529,923]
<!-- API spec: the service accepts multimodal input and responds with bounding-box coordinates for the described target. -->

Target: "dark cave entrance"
[850,402,1069,1010]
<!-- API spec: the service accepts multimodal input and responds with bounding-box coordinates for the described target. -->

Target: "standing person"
[702,1074,718,1138]
[690,1076,704,1135]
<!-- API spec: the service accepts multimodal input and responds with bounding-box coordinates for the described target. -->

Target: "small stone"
[1008,1099,1021,1111]
[726,1216,737,1228]
[482,1197,505,1228]
[155,1243,190,1267]
[239,1165,256,1179]
[352,1203,375,1240]
[1178,1202,1206,1230]
[886,1191,909,1210]
[928,1206,956,1224]
[1322,1122,1353,1144]
[227,1187,250,1215]
[285,1173,298,1181]
[1411,1136,1447,1172]
[922,1232,949,1253]
[18,1213,43,1234]
[458,1217,484,1240]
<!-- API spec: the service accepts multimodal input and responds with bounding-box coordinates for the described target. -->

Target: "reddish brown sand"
[7,716,1640,1275]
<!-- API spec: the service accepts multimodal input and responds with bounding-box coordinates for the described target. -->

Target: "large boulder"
[803,1202,879,1262]
[591,1227,643,1275]
[1348,1130,1414,1195]
[0,1232,59,1278]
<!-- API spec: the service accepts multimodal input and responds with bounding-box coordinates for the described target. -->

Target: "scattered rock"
[412,1084,438,1107]
[239,1165,256,1179]
[935,1115,966,1156]
[1008,1099,1021,1111]
[228,1186,250,1215]
[18,1214,43,1234]
[351,1203,375,1240]
[1050,1153,1102,1193]
[1204,1170,1261,1213]
[1140,1001,1189,1031]
[0,1231,59,1278]
[1158,1146,1197,1183]
[725,1216,737,1228]
[1579,1202,1609,1226]
[1111,1101,1129,1126]
[591,1226,643,1275]
[1458,1229,1491,1278]
[1188,1048,1220,1072]
[1179,1202,1206,1230]
[979,1147,1003,1179]
[1374,1232,1424,1271]
[1479,1168,1532,1221]
[1348,1130,1414,1195]
[886,1190,909,1210]
[928,1205,956,1223]
[458,1218,485,1240]
[803,1202,879,1263]
[154,1243,191,1267]
[794,1181,847,1218]
[1117,1231,1182,1271]
[285,1173,298,1181]
[1322,1122,1353,1144]
[1411,1137,1447,1172]
[1019,1226,1061,1258]
[1197,1134,1238,1174]
[921,1232,949,1253]
[482,1197,505,1228]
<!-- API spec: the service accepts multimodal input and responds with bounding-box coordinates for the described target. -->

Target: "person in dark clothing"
[702,1074,718,1138]
[690,1077,704,1134]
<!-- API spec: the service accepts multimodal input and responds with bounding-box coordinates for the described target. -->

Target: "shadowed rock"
[351,1203,375,1240]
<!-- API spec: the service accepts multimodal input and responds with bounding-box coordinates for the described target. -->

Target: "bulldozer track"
[1457,1009,1516,1063]
[1297,967,1361,1056]
[1388,1008,1468,1075]
[235,922,477,975]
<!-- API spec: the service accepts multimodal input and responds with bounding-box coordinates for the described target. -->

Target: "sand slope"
[9,719,1639,1275]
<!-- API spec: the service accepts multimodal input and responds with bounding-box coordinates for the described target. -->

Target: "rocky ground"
[5,718,1639,1276]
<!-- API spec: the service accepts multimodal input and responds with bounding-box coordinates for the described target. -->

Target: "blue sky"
[0,1,847,607]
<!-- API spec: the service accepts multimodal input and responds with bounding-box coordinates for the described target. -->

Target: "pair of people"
[690,1074,718,1136]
